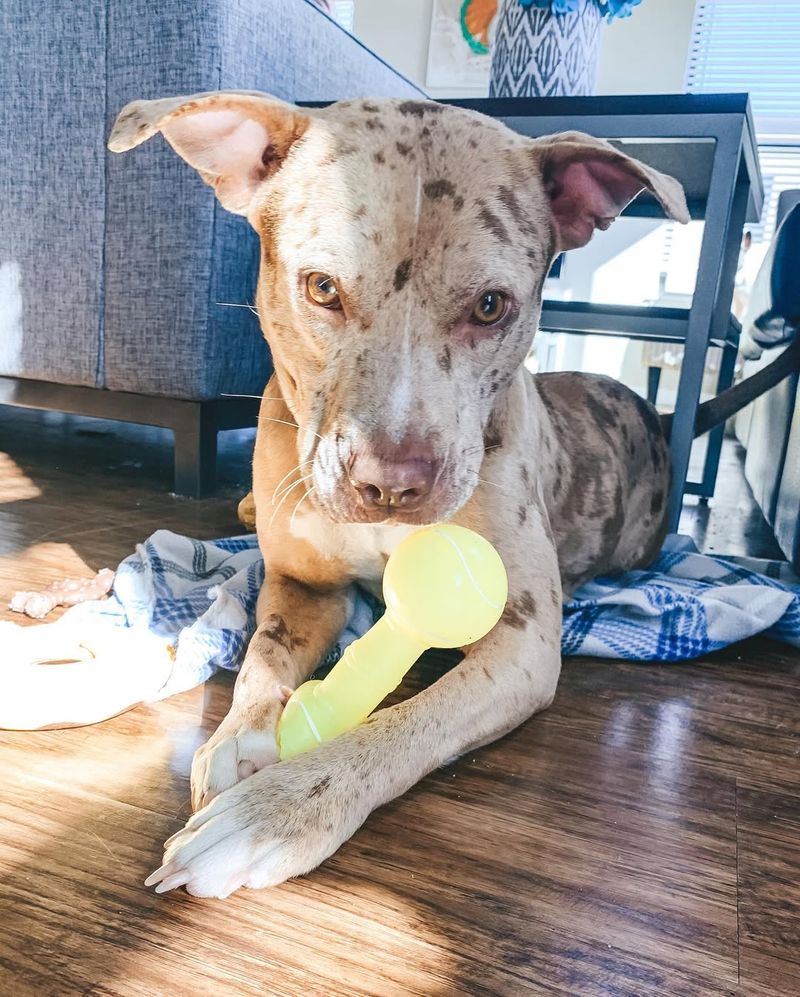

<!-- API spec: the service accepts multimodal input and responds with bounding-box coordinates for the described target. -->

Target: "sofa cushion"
[775,394,800,570]
[740,202,800,361]
[740,344,798,526]
[102,0,423,400]
[0,1,107,387]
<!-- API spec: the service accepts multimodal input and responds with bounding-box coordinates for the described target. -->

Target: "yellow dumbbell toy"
[277,524,508,760]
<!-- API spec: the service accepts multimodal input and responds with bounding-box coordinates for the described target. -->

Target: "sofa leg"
[173,403,217,497]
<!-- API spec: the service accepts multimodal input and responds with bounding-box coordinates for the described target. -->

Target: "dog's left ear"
[531,131,690,252]
[108,91,311,214]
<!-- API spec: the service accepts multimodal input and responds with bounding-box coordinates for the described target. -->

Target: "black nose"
[349,448,438,511]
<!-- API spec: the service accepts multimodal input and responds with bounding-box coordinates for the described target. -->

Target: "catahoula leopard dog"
[109,92,800,898]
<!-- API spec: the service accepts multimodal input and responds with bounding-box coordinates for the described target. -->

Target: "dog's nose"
[349,447,438,511]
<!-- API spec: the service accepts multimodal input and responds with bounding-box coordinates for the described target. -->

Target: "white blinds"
[749,145,800,241]
[686,0,800,243]
[333,1,355,32]
[686,0,800,143]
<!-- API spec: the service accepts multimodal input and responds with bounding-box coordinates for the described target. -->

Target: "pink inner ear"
[163,110,271,212]
[548,158,646,251]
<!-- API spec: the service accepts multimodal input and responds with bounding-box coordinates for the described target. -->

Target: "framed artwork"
[426,0,497,90]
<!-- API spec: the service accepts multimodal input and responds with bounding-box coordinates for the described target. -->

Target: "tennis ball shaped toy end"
[382,524,508,648]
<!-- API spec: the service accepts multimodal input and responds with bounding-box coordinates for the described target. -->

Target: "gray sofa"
[735,191,800,569]
[0,0,421,493]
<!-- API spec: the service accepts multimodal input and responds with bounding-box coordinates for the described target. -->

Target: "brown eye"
[471,290,507,326]
[306,272,341,309]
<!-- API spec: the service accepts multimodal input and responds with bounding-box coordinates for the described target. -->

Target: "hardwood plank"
[736,780,800,993]
[1,407,799,994]
[0,670,741,996]
[539,651,800,786]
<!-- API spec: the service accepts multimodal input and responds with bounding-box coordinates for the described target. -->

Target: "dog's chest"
[290,507,419,585]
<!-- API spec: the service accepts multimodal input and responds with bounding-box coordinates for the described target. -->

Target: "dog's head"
[110,92,687,525]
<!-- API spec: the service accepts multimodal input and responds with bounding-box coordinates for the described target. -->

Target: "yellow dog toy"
[277,524,508,759]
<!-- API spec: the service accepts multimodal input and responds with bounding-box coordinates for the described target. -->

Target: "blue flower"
[518,0,644,17]
[596,0,643,20]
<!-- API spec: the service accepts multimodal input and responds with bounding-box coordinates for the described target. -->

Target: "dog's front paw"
[148,753,368,897]
[191,703,284,811]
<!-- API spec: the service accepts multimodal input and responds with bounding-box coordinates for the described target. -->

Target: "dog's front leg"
[191,574,353,810]
[150,525,563,897]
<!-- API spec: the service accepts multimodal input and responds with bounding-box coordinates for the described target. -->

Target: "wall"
[353,0,698,98]
[596,0,696,95]
[353,0,437,94]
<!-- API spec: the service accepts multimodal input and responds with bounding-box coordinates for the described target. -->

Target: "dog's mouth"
[308,486,454,527]
[322,501,445,527]
[293,428,483,529]
[305,455,479,528]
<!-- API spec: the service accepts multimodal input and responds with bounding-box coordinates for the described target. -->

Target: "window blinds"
[748,145,800,241]
[333,1,355,32]
[686,0,800,243]
[686,0,800,143]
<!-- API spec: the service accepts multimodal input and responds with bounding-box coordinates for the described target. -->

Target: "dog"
[109,92,797,898]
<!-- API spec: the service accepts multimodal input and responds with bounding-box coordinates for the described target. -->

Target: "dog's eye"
[471,291,508,326]
[306,272,342,310]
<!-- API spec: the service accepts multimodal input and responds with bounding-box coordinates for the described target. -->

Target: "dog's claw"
[147,755,360,897]
[145,862,175,887]
[154,871,191,894]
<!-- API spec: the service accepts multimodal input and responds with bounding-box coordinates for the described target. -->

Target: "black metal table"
[449,94,764,531]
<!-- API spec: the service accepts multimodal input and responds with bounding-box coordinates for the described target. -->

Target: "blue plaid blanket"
[64,530,800,700]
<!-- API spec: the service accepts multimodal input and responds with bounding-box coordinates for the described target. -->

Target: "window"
[686,0,800,245]
[333,1,355,33]
[537,1,800,392]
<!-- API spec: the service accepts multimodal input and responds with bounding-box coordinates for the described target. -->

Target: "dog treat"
[9,568,115,620]
[277,525,508,759]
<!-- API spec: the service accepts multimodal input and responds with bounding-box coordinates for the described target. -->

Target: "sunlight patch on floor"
[0,541,95,613]
[0,451,42,502]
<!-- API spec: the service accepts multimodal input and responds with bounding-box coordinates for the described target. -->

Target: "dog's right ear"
[108,91,311,215]
[530,130,690,252]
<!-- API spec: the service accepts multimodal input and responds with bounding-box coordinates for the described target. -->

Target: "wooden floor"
[1,408,798,996]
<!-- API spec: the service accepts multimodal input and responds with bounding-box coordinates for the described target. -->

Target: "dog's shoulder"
[533,370,664,443]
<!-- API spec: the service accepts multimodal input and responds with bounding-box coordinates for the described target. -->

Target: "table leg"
[667,137,749,531]
[696,340,739,498]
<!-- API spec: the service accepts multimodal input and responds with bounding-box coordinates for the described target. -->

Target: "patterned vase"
[489,0,604,98]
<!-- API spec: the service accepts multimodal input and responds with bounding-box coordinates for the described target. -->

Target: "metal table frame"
[448,95,763,531]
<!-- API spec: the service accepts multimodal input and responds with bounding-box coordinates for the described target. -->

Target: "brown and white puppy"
[109,93,688,898]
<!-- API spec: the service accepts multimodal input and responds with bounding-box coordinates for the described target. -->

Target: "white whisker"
[468,471,510,496]
[269,477,307,529]
[220,395,324,443]
[271,460,313,504]
[261,417,324,442]
[289,488,316,532]
[221,393,286,401]
[273,473,314,506]
[216,301,259,316]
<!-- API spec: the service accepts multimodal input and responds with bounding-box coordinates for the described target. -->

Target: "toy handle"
[277,614,427,759]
